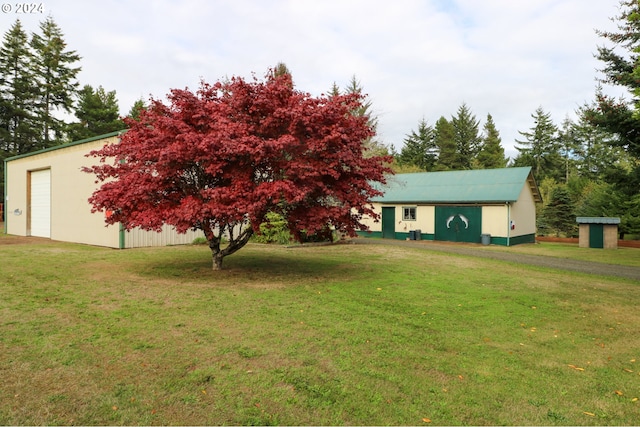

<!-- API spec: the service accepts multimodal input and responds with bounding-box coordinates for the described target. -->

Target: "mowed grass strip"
[0,238,639,425]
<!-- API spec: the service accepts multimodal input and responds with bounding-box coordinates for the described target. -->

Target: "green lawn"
[484,241,640,267]
[1,237,639,425]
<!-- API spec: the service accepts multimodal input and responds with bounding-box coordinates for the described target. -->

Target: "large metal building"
[3,131,204,248]
[358,167,542,246]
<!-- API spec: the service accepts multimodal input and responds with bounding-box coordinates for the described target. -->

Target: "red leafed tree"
[85,71,392,269]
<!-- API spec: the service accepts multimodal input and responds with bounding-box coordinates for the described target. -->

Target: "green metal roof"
[576,217,621,224]
[4,130,125,163]
[373,167,542,204]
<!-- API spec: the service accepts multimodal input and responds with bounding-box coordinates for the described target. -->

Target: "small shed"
[4,131,204,248]
[358,167,542,246]
[576,217,620,249]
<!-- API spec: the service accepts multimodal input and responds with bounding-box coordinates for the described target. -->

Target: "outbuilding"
[576,217,620,249]
[3,131,204,248]
[358,167,542,246]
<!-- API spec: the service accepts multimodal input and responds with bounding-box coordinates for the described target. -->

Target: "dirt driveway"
[352,238,640,282]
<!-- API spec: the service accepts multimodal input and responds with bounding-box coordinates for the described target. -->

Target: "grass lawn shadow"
[132,244,357,288]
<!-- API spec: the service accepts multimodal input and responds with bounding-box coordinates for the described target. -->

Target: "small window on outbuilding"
[402,206,417,221]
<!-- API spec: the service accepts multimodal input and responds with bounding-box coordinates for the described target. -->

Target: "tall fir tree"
[451,103,481,169]
[126,98,146,122]
[397,118,437,170]
[30,16,81,146]
[476,113,507,169]
[585,0,640,196]
[513,107,561,181]
[573,106,625,180]
[433,116,457,171]
[540,185,576,237]
[343,75,389,157]
[0,20,39,156]
[67,85,123,141]
[557,116,580,183]
[0,20,40,203]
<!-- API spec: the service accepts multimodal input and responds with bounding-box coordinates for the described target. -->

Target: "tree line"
[0,17,142,199]
[392,1,640,238]
[2,2,639,239]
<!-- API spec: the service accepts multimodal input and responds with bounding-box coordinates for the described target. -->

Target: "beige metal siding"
[125,225,205,248]
[509,184,537,237]
[6,136,121,247]
[356,202,383,232]
[396,205,434,234]
[481,205,508,237]
[5,134,208,249]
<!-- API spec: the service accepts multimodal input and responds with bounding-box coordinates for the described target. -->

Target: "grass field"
[1,236,639,425]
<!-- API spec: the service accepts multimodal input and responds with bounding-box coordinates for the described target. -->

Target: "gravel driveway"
[352,238,640,282]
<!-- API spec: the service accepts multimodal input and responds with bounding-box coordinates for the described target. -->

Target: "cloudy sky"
[1,0,626,159]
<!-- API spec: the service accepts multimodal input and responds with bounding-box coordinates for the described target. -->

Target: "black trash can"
[409,230,416,240]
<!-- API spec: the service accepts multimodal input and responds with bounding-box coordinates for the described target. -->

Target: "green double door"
[435,206,482,243]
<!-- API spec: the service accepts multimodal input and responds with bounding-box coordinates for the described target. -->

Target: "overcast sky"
[1,0,626,159]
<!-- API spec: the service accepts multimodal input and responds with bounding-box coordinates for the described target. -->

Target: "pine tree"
[30,16,81,147]
[433,116,457,171]
[397,118,437,170]
[0,20,39,155]
[126,98,146,121]
[67,85,123,141]
[327,82,340,98]
[451,103,481,169]
[476,113,507,169]
[573,107,625,179]
[513,107,561,181]
[585,0,640,195]
[540,185,576,237]
[557,116,580,182]
[343,75,389,157]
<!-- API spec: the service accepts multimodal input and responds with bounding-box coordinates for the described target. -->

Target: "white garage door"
[30,169,51,238]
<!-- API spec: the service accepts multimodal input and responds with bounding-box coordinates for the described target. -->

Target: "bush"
[253,212,293,245]
[192,236,208,245]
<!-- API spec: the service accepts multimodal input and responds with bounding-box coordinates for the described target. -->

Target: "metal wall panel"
[124,225,205,249]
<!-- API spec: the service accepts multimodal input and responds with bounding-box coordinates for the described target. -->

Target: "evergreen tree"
[513,107,561,181]
[557,116,580,183]
[272,61,291,78]
[476,113,507,169]
[572,107,623,179]
[397,118,437,170]
[540,185,576,237]
[433,116,457,171]
[0,20,39,156]
[126,98,146,121]
[451,103,481,169]
[30,16,81,146]
[67,85,123,141]
[327,81,340,98]
[434,116,458,171]
[586,0,640,196]
[343,75,389,157]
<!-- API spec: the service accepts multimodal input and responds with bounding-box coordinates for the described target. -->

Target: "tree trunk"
[209,237,224,270]
[206,223,254,270]
[212,252,224,270]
